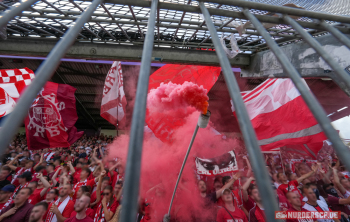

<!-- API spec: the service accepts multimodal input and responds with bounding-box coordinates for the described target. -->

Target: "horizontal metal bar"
[0,38,251,66]
[284,16,350,91]
[0,0,103,156]
[243,9,350,176]
[0,0,38,28]
[19,12,295,38]
[320,21,350,50]
[205,0,350,24]
[200,3,280,222]
[120,0,158,221]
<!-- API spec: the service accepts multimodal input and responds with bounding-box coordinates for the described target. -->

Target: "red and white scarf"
[46,152,55,162]
[73,179,87,195]
[93,202,110,222]
[45,196,70,222]
[11,167,31,184]
[0,182,30,212]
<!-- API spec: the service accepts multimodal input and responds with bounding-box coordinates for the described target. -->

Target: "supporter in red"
[90,177,109,210]
[72,168,97,200]
[29,202,48,222]
[332,167,350,198]
[94,171,117,222]
[11,171,32,201]
[68,194,94,221]
[0,185,15,211]
[302,185,334,221]
[286,192,314,222]
[248,186,266,222]
[44,184,75,222]
[322,183,350,216]
[278,164,318,200]
[46,165,55,180]
[28,174,51,205]
[217,188,248,222]
[0,187,34,222]
[42,189,59,205]
[0,167,11,189]
[52,159,62,172]
[217,173,247,215]
[7,154,34,187]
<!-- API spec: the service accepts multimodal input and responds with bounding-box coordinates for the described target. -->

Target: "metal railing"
[1,1,350,222]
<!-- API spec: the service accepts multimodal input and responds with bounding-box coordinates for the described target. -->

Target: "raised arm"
[242,177,255,202]
[67,161,75,174]
[51,167,62,187]
[7,154,23,171]
[296,164,318,184]
[34,153,44,169]
[332,168,347,195]
[37,173,51,196]
[215,172,240,199]
[243,156,252,178]
[96,170,106,203]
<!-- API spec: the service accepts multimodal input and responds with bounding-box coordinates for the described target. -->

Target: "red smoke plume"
[107,82,246,221]
[147,81,209,114]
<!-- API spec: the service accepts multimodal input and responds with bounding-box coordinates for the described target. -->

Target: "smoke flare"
[147,81,209,114]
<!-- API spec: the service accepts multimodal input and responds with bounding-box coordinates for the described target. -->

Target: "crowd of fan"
[0,133,350,222]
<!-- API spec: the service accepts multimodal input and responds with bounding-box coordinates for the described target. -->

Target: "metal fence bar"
[0,0,103,155]
[320,21,350,50]
[199,3,279,222]
[242,9,350,174]
[0,0,38,28]
[119,0,158,221]
[203,0,350,24]
[284,16,350,92]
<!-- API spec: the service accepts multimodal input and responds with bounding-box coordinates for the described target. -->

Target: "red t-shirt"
[28,188,46,205]
[44,199,75,220]
[72,179,96,200]
[286,207,314,222]
[243,196,256,213]
[0,202,5,210]
[90,191,101,211]
[276,188,290,211]
[73,168,82,184]
[278,180,303,201]
[70,208,95,220]
[216,206,248,222]
[218,189,243,208]
[65,216,94,222]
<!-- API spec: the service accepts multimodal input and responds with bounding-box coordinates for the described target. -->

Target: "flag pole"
[166,111,211,220]
[279,150,285,174]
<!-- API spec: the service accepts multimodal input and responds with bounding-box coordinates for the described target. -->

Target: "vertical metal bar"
[320,21,350,50]
[0,0,38,28]
[242,9,350,174]
[284,16,350,91]
[0,0,103,155]
[199,4,279,222]
[168,125,199,216]
[119,0,158,221]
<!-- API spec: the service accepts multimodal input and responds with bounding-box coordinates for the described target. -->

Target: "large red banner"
[25,82,83,150]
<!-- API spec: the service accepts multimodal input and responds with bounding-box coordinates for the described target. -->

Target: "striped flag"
[231,78,327,152]
[0,68,35,118]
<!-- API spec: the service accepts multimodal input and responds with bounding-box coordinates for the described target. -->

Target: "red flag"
[231,79,327,152]
[281,143,324,159]
[25,82,83,150]
[146,65,221,142]
[0,68,35,118]
[101,61,127,128]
